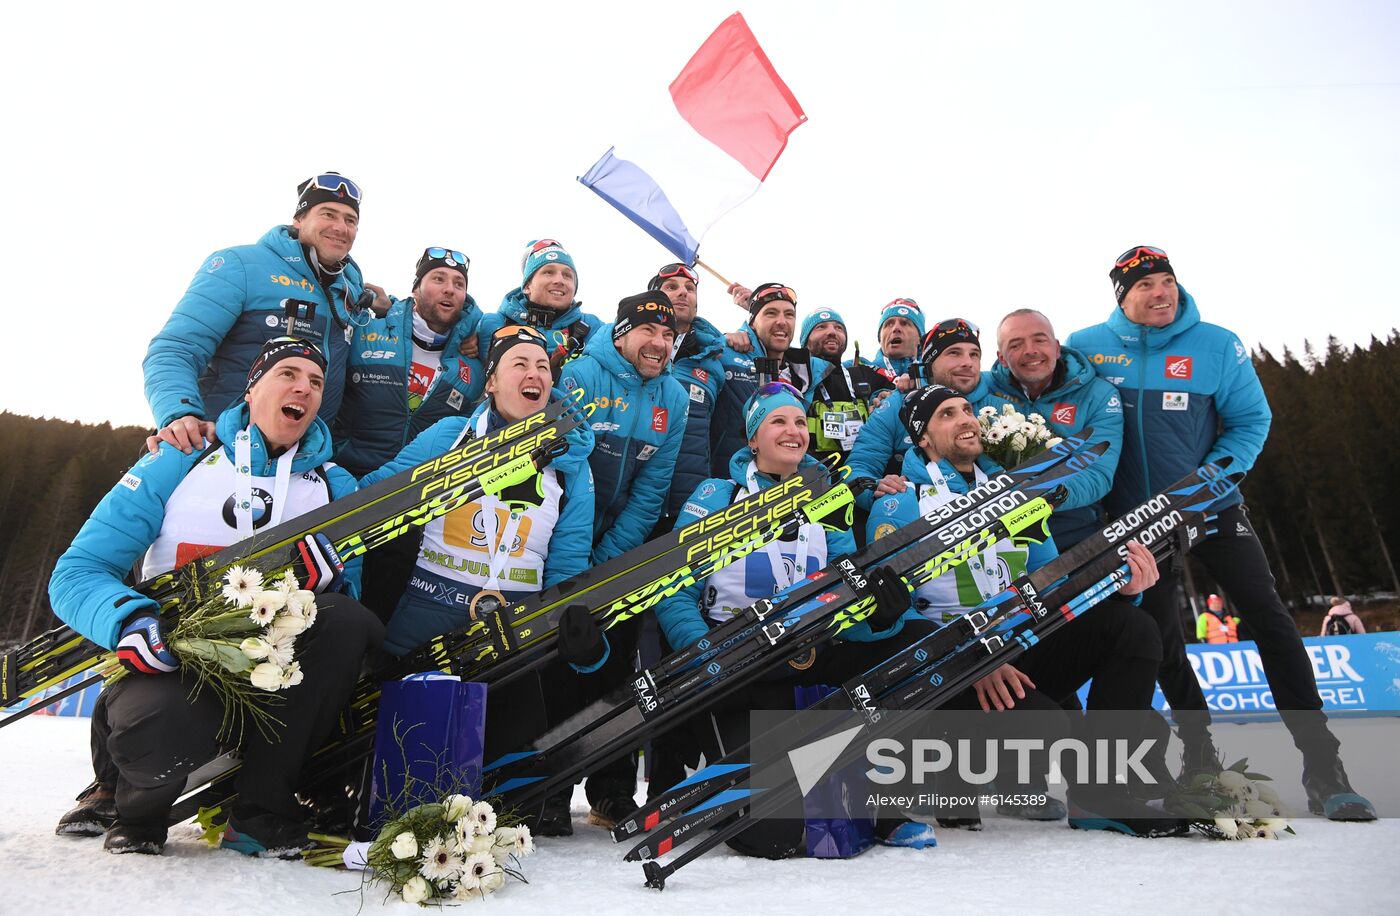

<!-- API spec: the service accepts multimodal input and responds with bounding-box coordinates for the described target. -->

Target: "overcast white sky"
[3,0,1396,427]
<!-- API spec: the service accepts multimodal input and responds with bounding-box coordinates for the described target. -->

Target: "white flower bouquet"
[305,795,533,904]
[111,565,320,739]
[977,404,1063,468]
[1165,758,1294,840]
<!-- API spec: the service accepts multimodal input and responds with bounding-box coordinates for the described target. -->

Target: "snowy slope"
[1,717,1394,915]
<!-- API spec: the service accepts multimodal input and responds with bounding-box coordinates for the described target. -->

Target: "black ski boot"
[103,819,168,855]
[586,792,640,830]
[1303,757,1377,821]
[55,781,117,837]
[531,789,574,837]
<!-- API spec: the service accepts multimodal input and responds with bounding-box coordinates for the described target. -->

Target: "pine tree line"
[1,332,1397,648]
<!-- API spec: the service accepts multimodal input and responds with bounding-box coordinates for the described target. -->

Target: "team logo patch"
[699,482,717,499]
[1165,355,1193,379]
[1052,403,1077,425]
[692,367,708,382]
[651,407,668,433]
[206,256,225,273]
[222,488,274,530]
[264,315,279,328]
[459,364,472,385]
[873,523,896,541]
[1163,392,1189,411]
[881,497,899,512]
[637,444,658,461]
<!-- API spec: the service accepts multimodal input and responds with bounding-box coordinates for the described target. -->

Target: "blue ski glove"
[115,610,179,675]
[558,604,609,672]
[867,565,912,632]
[292,532,345,594]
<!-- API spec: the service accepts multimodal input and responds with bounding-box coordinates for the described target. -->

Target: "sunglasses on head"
[300,173,362,201]
[421,247,470,270]
[750,285,797,310]
[756,380,803,400]
[1114,245,1168,268]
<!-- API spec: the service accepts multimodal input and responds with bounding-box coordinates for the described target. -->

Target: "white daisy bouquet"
[110,565,319,740]
[1165,758,1294,840]
[305,795,533,905]
[977,404,1062,469]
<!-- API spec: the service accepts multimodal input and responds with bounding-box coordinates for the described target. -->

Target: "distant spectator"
[1196,593,1240,644]
[1321,597,1365,636]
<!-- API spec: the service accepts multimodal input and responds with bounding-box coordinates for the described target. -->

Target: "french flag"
[579,12,807,264]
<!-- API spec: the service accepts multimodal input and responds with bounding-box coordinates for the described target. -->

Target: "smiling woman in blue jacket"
[559,292,690,565]
[50,338,381,858]
[655,383,937,856]
[360,325,595,657]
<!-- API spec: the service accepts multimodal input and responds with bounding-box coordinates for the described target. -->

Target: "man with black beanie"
[1069,245,1376,821]
[144,172,376,457]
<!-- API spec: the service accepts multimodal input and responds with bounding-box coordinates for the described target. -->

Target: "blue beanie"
[744,383,806,439]
[878,298,925,338]
[800,308,846,348]
[521,239,578,289]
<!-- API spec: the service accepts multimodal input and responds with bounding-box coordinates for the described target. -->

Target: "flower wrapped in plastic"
[977,404,1062,468]
[304,794,533,905]
[1164,757,1295,840]
[110,566,320,740]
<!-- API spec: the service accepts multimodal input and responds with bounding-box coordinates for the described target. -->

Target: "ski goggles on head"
[748,284,798,316]
[656,263,698,283]
[422,247,470,270]
[1113,245,1169,269]
[745,380,806,436]
[756,380,803,400]
[485,324,549,376]
[298,173,362,202]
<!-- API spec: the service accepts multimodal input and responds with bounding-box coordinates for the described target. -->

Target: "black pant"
[1137,503,1340,767]
[90,594,383,825]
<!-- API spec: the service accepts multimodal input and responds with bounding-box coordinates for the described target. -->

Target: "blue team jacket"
[559,328,690,564]
[332,295,486,476]
[1067,287,1267,516]
[143,225,363,428]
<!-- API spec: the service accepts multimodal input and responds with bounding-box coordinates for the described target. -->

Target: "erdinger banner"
[1079,634,1400,719]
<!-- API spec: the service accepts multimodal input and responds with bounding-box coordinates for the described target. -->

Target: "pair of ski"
[475,434,1108,813]
[624,460,1240,889]
[165,459,857,826]
[1,398,587,725]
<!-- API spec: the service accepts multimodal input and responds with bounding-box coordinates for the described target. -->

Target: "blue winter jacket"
[982,346,1123,546]
[49,403,360,650]
[143,226,364,429]
[710,326,832,478]
[867,450,1058,598]
[1067,287,1267,516]
[559,328,690,564]
[332,295,486,476]
[845,372,994,508]
[655,449,901,652]
[476,288,604,369]
[664,316,727,521]
[360,397,596,656]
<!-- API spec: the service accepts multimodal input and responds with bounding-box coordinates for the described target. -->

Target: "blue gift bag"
[795,684,876,859]
[368,674,488,826]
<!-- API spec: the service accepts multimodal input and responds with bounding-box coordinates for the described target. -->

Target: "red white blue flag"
[579,12,807,263]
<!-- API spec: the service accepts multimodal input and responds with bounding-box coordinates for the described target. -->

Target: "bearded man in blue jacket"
[52,338,381,856]
[1069,245,1374,821]
[143,173,369,454]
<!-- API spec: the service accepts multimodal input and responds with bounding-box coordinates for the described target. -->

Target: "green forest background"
[2,333,1397,649]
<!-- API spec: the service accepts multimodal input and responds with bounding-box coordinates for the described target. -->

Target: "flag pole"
[694,258,733,289]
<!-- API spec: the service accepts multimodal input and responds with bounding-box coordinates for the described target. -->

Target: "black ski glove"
[115,609,179,675]
[557,604,608,670]
[866,566,911,632]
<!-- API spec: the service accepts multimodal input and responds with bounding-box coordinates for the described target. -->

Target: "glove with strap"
[115,609,179,675]
[292,532,345,594]
[866,565,912,632]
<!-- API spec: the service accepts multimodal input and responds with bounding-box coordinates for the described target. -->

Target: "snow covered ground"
[2,717,1395,915]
